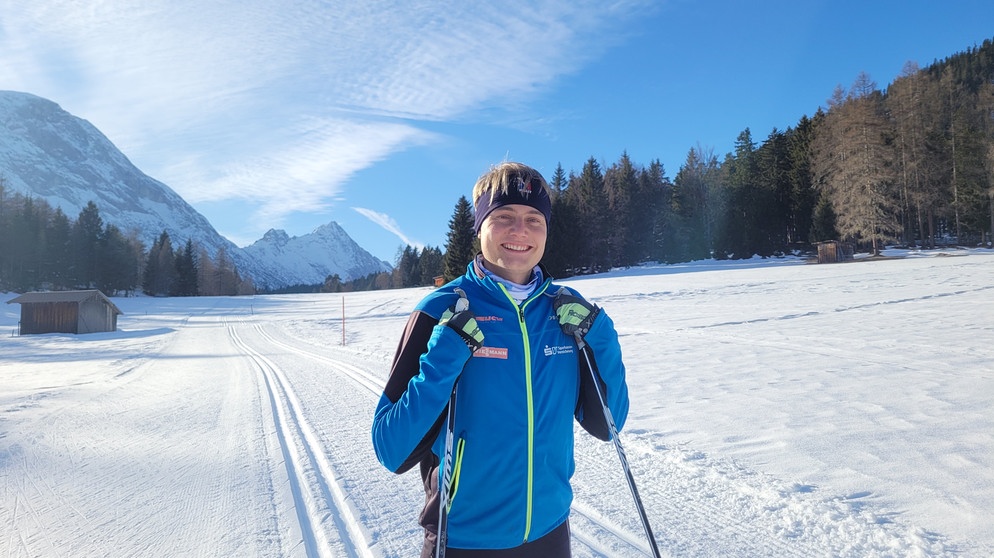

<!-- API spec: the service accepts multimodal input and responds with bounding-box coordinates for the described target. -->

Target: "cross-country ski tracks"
[250,323,385,396]
[3,314,290,557]
[246,322,669,556]
[571,430,956,557]
[240,320,954,556]
[241,321,435,557]
[228,323,373,558]
[569,500,668,557]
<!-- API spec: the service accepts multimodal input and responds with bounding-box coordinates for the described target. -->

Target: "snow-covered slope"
[0,90,389,290]
[2,249,992,556]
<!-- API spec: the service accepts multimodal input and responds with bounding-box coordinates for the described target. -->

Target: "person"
[371,161,630,557]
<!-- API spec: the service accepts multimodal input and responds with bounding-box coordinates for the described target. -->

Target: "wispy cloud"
[352,207,423,250]
[0,0,656,231]
[172,117,437,224]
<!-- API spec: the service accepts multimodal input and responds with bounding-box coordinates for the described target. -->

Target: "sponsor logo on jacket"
[543,344,575,357]
[473,346,509,359]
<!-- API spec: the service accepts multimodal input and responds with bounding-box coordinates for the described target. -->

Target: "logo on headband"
[516,176,533,199]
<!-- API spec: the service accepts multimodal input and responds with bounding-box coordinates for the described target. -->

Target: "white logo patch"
[543,344,575,357]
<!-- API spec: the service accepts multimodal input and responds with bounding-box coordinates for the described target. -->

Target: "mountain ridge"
[0,90,390,290]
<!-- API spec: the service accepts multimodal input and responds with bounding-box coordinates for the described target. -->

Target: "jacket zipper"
[497,280,550,543]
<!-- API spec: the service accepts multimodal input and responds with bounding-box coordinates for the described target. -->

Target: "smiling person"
[372,161,630,557]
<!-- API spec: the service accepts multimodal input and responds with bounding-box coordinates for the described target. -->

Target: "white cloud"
[352,207,423,250]
[175,118,436,223]
[0,0,657,224]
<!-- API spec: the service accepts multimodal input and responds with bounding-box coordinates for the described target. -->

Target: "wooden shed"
[6,290,123,335]
[815,241,854,264]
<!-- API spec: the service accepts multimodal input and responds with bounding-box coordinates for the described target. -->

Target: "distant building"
[7,290,123,335]
[815,241,854,264]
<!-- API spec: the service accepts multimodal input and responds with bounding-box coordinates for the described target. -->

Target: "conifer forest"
[3,39,994,294]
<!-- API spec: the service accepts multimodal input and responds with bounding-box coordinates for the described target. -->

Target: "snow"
[2,248,993,557]
[0,91,389,291]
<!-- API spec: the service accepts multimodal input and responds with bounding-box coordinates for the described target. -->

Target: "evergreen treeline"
[232,36,994,291]
[0,183,254,296]
[541,40,994,274]
[4,39,992,295]
[340,34,994,288]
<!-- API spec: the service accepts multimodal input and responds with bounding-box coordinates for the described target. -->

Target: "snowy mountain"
[243,224,391,287]
[0,90,389,290]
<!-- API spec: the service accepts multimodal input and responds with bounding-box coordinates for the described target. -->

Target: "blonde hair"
[472,162,551,207]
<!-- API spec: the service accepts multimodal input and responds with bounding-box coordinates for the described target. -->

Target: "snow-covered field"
[2,248,993,557]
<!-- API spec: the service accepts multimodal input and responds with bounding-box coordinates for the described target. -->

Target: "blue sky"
[2,1,992,264]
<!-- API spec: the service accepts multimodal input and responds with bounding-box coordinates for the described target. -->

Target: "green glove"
[440,288,484,351]
[553,287,600,338]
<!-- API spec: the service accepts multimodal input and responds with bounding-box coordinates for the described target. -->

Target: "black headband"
[473,176,552,234]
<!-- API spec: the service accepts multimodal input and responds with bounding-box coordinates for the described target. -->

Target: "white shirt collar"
[480,264,543,304]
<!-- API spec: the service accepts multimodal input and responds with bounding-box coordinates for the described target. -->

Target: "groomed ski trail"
[228,320,373,558]
[570,429,957,557]
[259,314,958,557]
[1,295,962,557]
[252,317,674,557]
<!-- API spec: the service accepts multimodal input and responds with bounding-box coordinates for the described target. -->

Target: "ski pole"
[437,288,471,558]
[436,382,458,558]
[576,335,662,558]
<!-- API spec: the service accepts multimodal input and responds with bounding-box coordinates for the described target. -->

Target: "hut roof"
[6,290,123,315]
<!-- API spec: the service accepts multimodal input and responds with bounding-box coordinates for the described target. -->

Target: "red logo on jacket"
[473,346,509,359]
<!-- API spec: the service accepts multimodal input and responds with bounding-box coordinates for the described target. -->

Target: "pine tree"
[565,157,609,272]
[73,201,104,288]
[323,274,342,293]
[10,196,44,290]
[640,159,676,263]
[755,128,792,255]
[0,176,10,290]
[810,194,839,242]
[604,152,639,267]
[393,246,420,288]
[173,239,199,296]
[96,223,140,295]
[549,163,567,196]
[442,196,476,282]
[543,171,578,277]
[717,128,759,259]
[143,231,176,296]
[672,145,722,261]
[46,208,74,289]
[786,114,820,245]
[418,246,444,286]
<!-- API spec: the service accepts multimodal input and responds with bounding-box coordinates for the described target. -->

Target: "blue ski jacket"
[372,259,629,550]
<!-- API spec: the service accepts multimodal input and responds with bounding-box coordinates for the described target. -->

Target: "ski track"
[250,317,669,557]
[233,312,961,557]
[1,290,971,557]
[227,319,373,558]
[571,429,959,557]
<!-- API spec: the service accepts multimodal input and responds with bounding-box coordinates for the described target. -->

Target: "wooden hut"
[7,290,123,335]
[815,241,854,264]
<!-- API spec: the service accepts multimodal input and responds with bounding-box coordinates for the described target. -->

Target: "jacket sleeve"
[371,309,472,474]
[575,308,630,440]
